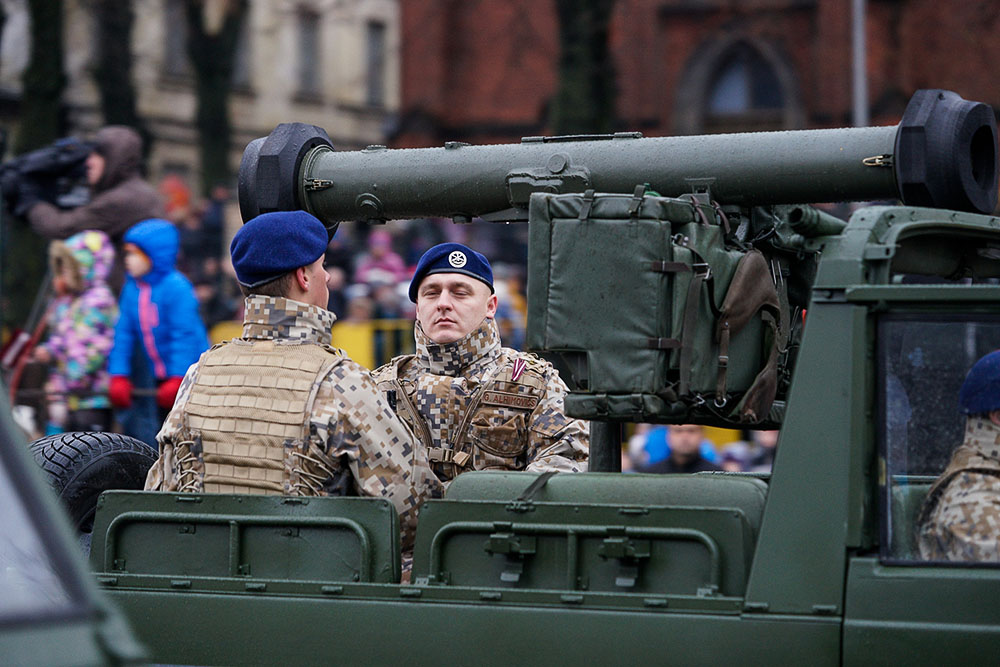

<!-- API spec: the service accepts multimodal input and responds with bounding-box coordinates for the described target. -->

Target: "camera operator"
[6,125,163,259]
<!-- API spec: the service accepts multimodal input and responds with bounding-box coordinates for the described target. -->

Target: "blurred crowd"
[4,127,532,444]
[624,423,778,474]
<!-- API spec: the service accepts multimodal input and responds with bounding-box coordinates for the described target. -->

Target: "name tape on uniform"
[481,390,539,410]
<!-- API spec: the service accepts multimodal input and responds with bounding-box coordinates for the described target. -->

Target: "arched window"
[703,43,786,133]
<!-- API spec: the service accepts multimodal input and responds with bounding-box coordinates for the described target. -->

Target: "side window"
[879,316,1000,564]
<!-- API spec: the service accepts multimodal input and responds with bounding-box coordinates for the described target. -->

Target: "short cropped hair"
[238,271,295,298]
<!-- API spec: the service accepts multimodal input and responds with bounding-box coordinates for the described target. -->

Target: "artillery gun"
[7,89,1000,665]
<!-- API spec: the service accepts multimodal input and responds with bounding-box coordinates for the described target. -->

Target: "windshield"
[880,315,1000,563]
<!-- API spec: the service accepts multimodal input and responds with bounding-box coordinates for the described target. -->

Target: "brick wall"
[395,0,1000,147]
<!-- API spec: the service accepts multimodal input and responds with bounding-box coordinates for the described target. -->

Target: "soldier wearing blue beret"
[147,210,442,562]
[373,242,589,484]
[919,349,1000,562]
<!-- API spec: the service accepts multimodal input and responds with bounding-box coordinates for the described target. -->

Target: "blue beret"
[959,349,1000,414]
[231,210,328,288]
[409,242,493,302]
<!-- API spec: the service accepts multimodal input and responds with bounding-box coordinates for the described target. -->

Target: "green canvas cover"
[527,190,773,423]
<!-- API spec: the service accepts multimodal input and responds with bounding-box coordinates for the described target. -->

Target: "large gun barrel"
[239,89,998,228]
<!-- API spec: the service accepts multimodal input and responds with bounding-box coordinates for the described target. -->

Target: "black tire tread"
[28,431,158,531]
[29,431,156,492]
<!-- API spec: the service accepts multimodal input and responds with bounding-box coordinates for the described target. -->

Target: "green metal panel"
[106,588,839,666]
[412,500,753,596]
[91,491,401,584]
[744,303,866,615]
[844,557,1000,664]
[811,206,1000,289]
[445,470,768,540]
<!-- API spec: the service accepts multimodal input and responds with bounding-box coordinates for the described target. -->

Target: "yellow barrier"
[332,319,414,370]
[209,321,243,344]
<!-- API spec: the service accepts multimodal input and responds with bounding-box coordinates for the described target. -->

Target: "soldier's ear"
[989,410,1000,427]
[293,266,310,294]
[485,293,498,319]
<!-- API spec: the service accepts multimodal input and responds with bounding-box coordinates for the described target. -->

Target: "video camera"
[0,136,94,217]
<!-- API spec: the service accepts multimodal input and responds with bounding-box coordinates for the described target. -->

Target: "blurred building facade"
[394,0,1000,147]
[0,0,400,183]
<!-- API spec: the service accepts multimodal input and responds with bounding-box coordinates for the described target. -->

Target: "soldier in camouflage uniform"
[146,211,442,552]
[918,350,1000,561]
[372,243,588,486]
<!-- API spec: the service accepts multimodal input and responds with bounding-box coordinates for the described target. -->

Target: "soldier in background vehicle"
[373,242,589,485]
[145,211,442,551]
[918,350,1000,561]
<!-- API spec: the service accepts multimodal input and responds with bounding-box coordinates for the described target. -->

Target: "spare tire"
[29,431,158,533]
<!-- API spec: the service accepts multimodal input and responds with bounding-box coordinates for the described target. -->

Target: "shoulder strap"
[713,249,782,422]
[382,356,435,453]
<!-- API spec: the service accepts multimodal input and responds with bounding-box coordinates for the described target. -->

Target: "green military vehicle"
[12,88,1000,664]
[0,398,144,664]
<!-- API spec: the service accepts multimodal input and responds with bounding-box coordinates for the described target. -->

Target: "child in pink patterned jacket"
[35,230,118,432]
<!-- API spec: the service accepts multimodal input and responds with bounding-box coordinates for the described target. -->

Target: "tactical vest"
[378,352,548,482]
[174,339,344,495]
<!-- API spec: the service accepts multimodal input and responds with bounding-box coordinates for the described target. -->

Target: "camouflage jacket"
[372,318,589,484]
[918,416,1000,562]
[146,295,443,550]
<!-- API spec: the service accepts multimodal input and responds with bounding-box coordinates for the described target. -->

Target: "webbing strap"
[649,261,692,273]
[517,471,558,502]
[678,268,707,396]
[627,184,646,217]
[647,337,682,350]
[577,189,596,221]
[715,322,731,403]
[712,201,731,235]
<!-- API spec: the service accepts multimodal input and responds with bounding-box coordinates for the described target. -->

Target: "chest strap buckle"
[428,447,472,468]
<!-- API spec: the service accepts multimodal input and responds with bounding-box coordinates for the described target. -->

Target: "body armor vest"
[379,352,549,482]
[176,339,343,494]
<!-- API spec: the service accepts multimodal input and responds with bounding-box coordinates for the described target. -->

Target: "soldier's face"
[416,273,497,344]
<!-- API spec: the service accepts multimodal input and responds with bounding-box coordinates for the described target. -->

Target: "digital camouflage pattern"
[147,295,443,550]
[372,318,589,484]
[918,416,1000,561]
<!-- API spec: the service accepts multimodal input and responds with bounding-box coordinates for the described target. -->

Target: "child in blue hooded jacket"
[108,218,209,415]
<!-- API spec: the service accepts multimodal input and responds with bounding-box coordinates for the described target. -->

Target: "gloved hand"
[156,376,183,410]
[108,376,133,409]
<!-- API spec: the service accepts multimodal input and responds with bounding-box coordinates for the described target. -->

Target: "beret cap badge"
[408,242,493,303]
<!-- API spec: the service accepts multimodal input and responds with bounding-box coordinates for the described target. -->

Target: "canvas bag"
[526,188,783,423]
